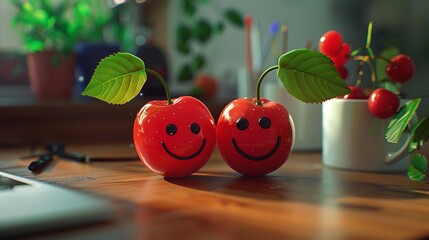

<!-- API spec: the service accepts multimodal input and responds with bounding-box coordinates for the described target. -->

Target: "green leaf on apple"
[81,52,147,105]
[277,48,351,103]
[386,98,421,143]
[407,153,427,181]
[409,117,429,152]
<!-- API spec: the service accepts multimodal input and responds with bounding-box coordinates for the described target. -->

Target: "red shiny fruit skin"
[216,98,294,176]
[386,54,415,83]
[319,30,343,57]
[336,65,348,80]
[368,88,400,119]
[331,42,351,67]
[133,96,216,178]
[339,86,367,99]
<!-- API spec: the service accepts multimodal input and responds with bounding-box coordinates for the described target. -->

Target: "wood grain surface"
[1,144,429,240]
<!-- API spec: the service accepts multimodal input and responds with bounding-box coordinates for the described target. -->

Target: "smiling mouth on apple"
[162,139,207,160]
[232,136,281,161]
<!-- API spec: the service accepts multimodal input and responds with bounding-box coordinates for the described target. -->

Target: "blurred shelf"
[0,88,227,147]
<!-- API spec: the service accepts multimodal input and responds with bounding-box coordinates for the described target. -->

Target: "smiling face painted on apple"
[217,98,294,176]
[133,96,216,178]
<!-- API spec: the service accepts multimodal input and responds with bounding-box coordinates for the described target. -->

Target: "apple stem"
[146,68,172,105]
[256,65,279,106]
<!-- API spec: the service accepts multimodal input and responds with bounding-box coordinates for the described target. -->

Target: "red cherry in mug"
[339,86,367,99]
[331,42,351,67]
[368,88,399,119]
[319,30,343,57]
[217,98,294,176]
[385,54,415,83]
[134,96,216,178]
[335,65,348,80]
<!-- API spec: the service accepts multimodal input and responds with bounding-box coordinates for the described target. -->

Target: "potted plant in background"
[10,0,82,100]
[72,0,123,96]
[175,0,244,100]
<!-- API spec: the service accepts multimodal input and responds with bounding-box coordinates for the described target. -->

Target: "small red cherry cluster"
[319,30,351,80]
[319,25,416,119]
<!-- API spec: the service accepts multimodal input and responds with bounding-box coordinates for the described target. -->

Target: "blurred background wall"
[0,0,428,114]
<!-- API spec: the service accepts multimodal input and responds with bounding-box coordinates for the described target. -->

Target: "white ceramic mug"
[262,83,322,151]
[322,99,411,172]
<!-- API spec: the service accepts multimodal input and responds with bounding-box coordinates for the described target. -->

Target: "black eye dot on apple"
[258,117,271,129]
[236,118,249,130]
[190,123,200,134]
[166,124,177,136]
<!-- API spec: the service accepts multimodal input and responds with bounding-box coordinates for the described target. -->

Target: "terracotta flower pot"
[27,51,76,100]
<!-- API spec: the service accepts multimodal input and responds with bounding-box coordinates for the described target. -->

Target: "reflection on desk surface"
[0,145,429,240]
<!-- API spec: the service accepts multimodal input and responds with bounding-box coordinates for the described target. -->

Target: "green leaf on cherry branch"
[81,52,147,105]
[409,117,429,152]
[277,48,351,103]
[386,98,421,143]
[378,80,401,95]
[375,47,400,83]
[407,153,427,181]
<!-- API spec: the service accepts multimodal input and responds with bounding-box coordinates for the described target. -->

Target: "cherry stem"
[146,68,172,105]
[366,21,373,48]
[376,55,394,65]
[256,65,279,106]
[350,47,363,57]
[352,60,365,86]
[366,59,377,82]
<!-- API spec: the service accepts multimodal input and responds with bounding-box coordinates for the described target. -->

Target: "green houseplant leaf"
[407,153,427,181]
[178,64,194,82]
[277,48,351,103]
[177,24,192,42]
[409,117,429,152]
[193,19,212,43]
[223,8,244,28]
[10,0,83,54]
[81,52,147,105]
[182,0,197,18]
[386,98,421,143]
[192,54,205,71]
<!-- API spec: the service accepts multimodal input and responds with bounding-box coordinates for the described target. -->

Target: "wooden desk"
[1,144,429,240]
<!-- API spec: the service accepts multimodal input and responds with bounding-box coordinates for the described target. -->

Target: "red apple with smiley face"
[81,52,217,178]
[216,49,350,176]
[134,96,216,178]
[217,97,294,176]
